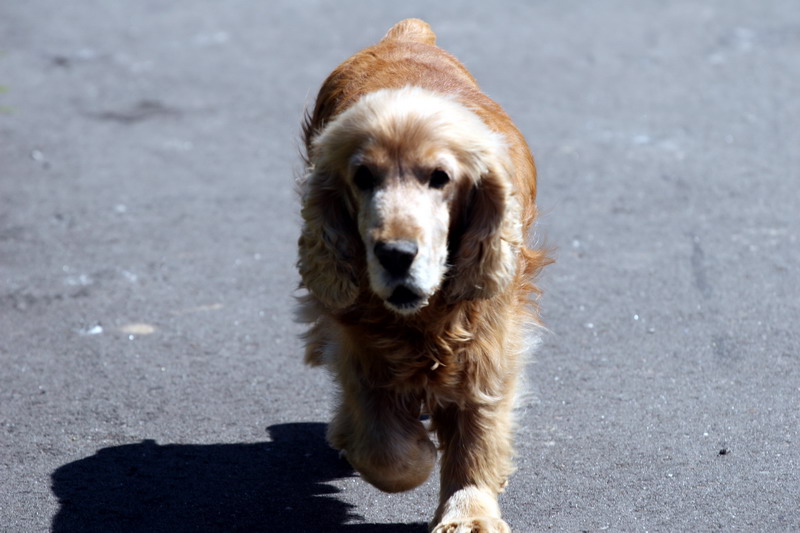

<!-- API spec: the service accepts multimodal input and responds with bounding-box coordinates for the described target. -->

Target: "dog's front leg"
[430,397,515,533]
[327,373,437,493]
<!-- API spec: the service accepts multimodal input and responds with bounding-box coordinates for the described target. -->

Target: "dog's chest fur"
[333,293,519,406]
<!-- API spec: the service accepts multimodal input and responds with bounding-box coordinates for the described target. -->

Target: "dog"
[296,18,549,532]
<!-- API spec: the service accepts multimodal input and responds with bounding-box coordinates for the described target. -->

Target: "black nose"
[374,240,418,277]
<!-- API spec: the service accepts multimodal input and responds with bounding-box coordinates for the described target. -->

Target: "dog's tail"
[382,18,436,46]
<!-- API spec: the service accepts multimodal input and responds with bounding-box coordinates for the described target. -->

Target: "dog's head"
[298,87,522,314]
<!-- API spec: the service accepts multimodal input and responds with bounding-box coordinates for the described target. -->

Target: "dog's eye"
[429,169,450,189]
[353,165,376,191]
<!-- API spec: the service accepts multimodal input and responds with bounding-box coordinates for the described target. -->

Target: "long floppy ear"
[297,168,362,310]
[446,156,522,302]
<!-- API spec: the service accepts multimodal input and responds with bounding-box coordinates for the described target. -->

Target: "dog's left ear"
[297,168,362,310]
[446,155,522,302]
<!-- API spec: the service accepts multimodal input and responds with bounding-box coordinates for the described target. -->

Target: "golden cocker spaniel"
[297,19,549,532]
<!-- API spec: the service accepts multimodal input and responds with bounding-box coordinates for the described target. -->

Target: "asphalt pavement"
[1,1,798,532]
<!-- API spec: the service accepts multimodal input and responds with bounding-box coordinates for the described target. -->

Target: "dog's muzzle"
[373,240,427,312]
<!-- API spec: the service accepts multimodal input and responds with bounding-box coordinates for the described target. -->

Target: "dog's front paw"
[432,487,509,532]
[431,517,510,533]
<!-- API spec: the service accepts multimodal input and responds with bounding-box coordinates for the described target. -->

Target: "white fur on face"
[359,177,452,314]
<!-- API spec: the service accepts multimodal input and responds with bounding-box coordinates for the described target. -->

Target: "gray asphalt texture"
[1,2,799,532]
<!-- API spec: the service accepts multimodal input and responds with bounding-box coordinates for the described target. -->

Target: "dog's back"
[304,19,475,143]
[381,17,437,45]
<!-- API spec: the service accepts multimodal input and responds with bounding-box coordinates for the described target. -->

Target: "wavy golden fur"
[297,19,549,532]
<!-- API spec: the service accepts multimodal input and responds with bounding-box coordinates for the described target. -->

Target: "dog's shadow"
[50,422,427,533]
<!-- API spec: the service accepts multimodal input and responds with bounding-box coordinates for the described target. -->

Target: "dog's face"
[349,147,459,314]
[299,87,521,314]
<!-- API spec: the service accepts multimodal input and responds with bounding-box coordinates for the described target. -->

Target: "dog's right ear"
[297,168,361,310]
